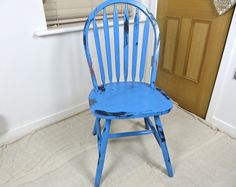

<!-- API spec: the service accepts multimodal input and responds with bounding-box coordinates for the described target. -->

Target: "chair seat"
[89,82,173,119]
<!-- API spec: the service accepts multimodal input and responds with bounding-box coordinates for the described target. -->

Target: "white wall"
[0,0,156,143]
[0,0,92,142]
[206,8,236,138]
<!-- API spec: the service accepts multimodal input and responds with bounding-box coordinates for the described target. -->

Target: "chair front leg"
[95,119,111,187]
[154,116,173,177]
[145,117,173,177]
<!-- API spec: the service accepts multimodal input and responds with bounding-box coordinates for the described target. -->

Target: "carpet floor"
[0,105,236,187]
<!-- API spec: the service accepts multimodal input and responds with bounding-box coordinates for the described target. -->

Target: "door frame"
[206,8,236,138]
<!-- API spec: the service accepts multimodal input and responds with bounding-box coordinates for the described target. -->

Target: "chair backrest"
[83,0,160,91]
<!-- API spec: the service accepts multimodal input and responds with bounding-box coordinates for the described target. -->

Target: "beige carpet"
[0,105,236,187]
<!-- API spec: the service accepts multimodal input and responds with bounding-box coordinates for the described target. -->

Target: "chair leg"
[95,119,111,187]
[144,118,149,130]
[145,117,173,177]
[96,119,102,154]
[154,116,173,177]
[93,118,100,135]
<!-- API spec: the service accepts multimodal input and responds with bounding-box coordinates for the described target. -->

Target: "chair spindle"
[139,18,150,81]
[93,20,106,85]
[123,4,129,81]
[132,8,140,81]
[103,8,113,83]
[113,4,120,82]
[150,37,160,87]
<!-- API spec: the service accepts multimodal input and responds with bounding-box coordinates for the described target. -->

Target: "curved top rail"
[83,0,160,90]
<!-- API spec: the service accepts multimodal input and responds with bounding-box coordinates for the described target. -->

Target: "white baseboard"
[0,102,89,145]
[211,117,236,138]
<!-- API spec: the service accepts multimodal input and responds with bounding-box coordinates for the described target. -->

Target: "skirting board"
[211,117,236,138]
[0,102,89,145]
[177,104,236,139]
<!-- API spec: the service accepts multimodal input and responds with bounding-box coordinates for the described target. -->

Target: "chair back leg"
[144,118,149,130]
[95,119,111,187]
[93,118,101,135]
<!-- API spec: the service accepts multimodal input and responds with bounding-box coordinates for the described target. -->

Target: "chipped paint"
[89,99,97,106]
[83,34,86,48]
[158,129,166,142]
[88,63,95,77]
[98,85,105,92]
[95,110,133,117]
[124,18,129,45]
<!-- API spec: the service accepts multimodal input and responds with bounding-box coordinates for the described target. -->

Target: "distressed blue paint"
[154,116,174,177]
[95,119,111,187]
[95,118,102,153]
[103,9,113,83]
[83,33,98,89]
[89,82,173,119]
[145,117,173,177]
[150,37,160,87]
[123,4,129,81]
[113,4,120,82]
[92,117,98,135]
[83,1,173,186]
[145,117,160,145]
[132,8,140,81]
[139,18,150,81]
[83,0,161,89]
[93,20,106,85]
[109,130,152,138]
[144,118,149,130]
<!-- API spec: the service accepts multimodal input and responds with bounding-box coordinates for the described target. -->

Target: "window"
[43,0,132,27]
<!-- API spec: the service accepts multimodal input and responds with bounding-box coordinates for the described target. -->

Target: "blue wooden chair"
[83,0,173,186]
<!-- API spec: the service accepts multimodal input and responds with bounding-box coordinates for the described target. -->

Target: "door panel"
[156,0,233,118]
[162,17,180,72]
[185,20,210,82]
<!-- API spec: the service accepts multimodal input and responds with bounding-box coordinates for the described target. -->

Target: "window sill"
[34,18,145,37]
[34,23,85,37]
